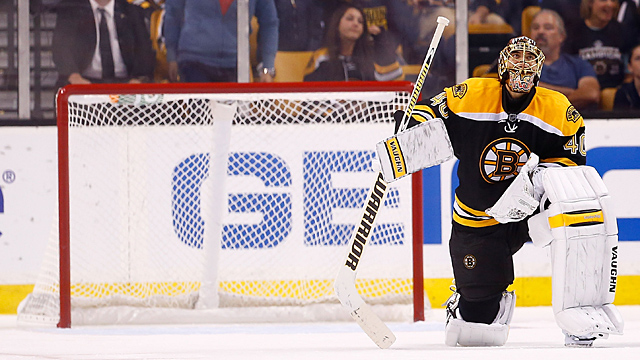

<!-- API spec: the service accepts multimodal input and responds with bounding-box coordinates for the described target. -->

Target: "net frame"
[51,81,425,328]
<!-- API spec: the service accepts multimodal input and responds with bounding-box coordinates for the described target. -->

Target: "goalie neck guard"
[498,36,545,93]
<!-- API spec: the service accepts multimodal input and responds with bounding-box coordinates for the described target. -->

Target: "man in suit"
[52,0,155,86]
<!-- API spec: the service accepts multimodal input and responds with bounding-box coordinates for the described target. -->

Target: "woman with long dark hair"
[303,4,402,82]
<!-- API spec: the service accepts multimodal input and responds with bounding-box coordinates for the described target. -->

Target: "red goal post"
[18,81,426,327]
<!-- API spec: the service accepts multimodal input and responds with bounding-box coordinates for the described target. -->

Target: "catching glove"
[485,153,540,223]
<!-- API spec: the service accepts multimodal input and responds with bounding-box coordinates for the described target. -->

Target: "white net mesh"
[18,87,420,325]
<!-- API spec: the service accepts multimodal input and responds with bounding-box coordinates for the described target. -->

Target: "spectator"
[127,0,169,82]
[126,0,158,16]
[303,4,403,82]
[403,0,456,65]
[469,0,523,34]
[617,0,640,45]
[398,1,455,97]
[530,1,636,56]
[146,1,169,82]
[567,0,631,89]
[526,0,583,41]
[164,0,279,83]
[614,44,640,108]
[274,0,324,51]
[323,1,418,64]
[530,9,601,110]
[52,0,155,87]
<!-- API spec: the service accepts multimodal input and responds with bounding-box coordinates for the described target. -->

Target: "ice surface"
[1,306,639,360]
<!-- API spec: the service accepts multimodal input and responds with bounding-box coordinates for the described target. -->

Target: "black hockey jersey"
[410,78,586,228]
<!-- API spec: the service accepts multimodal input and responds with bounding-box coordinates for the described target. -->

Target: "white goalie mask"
[498,36,545,93]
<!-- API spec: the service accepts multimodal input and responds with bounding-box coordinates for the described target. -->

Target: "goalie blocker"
[527,165,624,346]
[376,118,454,183]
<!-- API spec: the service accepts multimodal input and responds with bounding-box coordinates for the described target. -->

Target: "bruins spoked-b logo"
[566,105,582,123]
[463,254,477,269]
[480,138,531,183]
[452,83,468,99]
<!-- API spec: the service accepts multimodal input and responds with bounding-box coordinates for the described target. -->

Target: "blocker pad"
[376,118,453,182]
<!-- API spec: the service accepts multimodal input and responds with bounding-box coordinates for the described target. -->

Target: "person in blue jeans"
[164,0,279,83]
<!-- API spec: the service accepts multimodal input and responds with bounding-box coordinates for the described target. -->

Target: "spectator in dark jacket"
[274,0,324,51]
[52,0,155,86]
[614,44,640,109]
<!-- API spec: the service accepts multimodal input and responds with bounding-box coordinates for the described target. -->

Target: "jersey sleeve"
[538,125,586,167]
[537,102,587,167]
[519,87,587,167]
[410,91,449,124]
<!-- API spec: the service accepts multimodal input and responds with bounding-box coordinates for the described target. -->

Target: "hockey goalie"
[380,36,623,346]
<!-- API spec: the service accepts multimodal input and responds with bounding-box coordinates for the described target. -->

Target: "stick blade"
[351,303,397,349]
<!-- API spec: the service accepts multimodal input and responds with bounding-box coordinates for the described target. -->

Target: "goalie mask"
[498,36,545,93]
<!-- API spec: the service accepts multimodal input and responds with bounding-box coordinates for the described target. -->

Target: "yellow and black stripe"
[548,209,604,228]
[540,157,578,167]
[453,195,500,228]
[412,104,436,122]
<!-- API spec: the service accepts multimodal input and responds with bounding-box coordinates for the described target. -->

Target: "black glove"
[393,110,404,134]
[393,109,421,134]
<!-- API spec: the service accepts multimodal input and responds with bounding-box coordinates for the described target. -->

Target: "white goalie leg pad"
[445,291,516,347]
[526,166,623,340]
[376,118,453,182]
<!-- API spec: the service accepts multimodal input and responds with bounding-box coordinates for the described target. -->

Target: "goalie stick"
[334,16,450,349]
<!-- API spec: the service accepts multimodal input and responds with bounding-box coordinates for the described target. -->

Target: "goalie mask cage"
[17,82,426,328]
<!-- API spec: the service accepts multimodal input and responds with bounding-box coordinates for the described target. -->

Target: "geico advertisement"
[0,124,414,285]
[1,120,639,285]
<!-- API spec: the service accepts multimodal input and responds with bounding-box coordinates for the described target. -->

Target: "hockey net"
[17,82,425,327]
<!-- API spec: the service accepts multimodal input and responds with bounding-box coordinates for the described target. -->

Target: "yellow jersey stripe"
[455,195,490,217]
[412,113,430,123]
[453,212,500,227]
[413,105,436,120]
[453,195,500,227]
[541,157,578,167]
